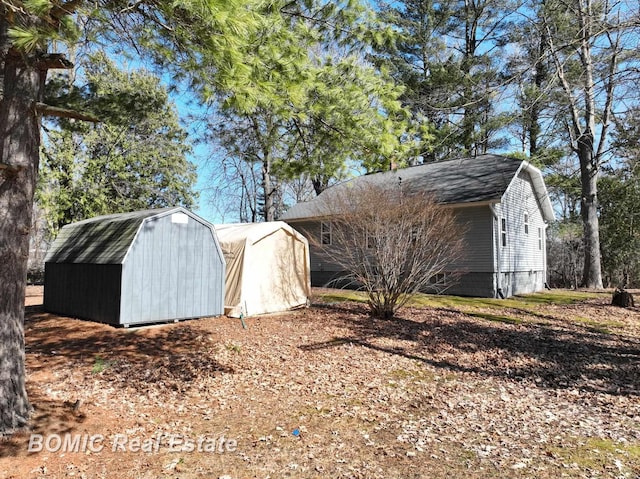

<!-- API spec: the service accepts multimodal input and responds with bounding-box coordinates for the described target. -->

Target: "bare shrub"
[310,183,465,319]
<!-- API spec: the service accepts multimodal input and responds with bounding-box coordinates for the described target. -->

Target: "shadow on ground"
[24,306,234,393]
[302,302,640,396]
[0,390,85,458]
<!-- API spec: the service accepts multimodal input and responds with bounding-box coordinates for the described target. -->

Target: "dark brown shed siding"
[44,263,122,325]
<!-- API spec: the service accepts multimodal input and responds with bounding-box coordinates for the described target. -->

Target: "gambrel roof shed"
[281,154,554,222]
[44,207,226,326]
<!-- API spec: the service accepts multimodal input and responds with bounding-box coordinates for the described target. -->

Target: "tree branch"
[35,102,99,122]
[37,53,73,70]
[49,0,84,20]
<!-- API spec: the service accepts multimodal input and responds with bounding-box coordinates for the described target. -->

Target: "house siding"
[289,207,497,294]
[282,158,552,299]
[493,170,547,296]
[290,220,343,275]
[287,177,549,297]
[447,206,494,272]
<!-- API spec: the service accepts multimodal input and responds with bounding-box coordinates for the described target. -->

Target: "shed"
[214,222,311,317]
[44,207,226,326]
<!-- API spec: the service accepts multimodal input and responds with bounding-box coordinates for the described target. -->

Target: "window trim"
[321,221,332,245]
[524,212,529,235]
[538,227,543,250]
[501,217,507,247]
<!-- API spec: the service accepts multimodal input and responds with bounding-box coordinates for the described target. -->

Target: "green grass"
[411,289,607,310]
[313,291,369,304]
[314,288,606,311]
[313,288,614,328]
[465,311,523,324]
[225,343,242,353]
[548,437,640,473]
[571,316,626,334]
[91,355,114,374]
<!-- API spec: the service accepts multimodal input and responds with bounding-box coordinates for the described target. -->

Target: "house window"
[501,218,507,247]
[321,222,332,245]
[538,227,542,250]
[524,213,529,234]
[366,230,375,249]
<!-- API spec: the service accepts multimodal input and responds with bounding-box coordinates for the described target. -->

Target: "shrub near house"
[281,154,555,299]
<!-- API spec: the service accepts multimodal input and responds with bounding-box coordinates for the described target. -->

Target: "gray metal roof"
[45,207,185,264]
[281,154,554,221]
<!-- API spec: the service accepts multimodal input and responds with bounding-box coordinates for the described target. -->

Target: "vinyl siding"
[289,207,496,291]
[287,180,548,297]
[494,170,547,295]
[447,206,494,272]
[291,207,493,274]
[289,220,343,273]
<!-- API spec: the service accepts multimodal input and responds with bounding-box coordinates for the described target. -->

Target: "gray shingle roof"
[45,207,179,264]
[281,154,553,221]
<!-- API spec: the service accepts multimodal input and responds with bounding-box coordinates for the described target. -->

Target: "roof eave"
[519,161,556,223]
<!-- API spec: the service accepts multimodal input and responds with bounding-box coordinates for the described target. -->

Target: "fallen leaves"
[3,287,640,478]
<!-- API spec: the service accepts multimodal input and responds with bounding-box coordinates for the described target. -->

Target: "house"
[215,221,311,317]
[44,207,226,326]
[280,154,555,298]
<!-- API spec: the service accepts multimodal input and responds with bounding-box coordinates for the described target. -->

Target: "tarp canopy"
[214,222,311,317]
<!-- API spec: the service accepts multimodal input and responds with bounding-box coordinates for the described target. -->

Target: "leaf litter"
[1,286,639,478]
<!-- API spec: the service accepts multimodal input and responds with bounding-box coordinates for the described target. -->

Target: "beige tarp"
[214,222,311,317]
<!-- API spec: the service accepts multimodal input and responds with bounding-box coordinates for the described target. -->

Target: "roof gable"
[281,154,554,222]
[215,221,307,246]
[45,207,186,264]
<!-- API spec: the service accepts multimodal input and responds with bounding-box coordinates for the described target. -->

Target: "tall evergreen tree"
[373,0,513,159]
[38,54,197,238]
[208,1,418,222]
[0,0,285,435]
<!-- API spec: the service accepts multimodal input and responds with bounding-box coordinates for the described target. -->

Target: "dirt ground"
[1,286,639,478]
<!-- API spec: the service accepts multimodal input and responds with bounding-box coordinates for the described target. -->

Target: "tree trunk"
[578,136,603,289]
[262,155,274,222]
[0,46,43,432]
[528,27,547,158]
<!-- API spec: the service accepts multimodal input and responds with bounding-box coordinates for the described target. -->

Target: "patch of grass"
[411,289,606,310]
[549,438,640,473]
[466,312,522,324]
[225,343,242,353]
[314,290,369,304]
[91,355,114,374]
[315,288,605,311]
[571,316,626,334]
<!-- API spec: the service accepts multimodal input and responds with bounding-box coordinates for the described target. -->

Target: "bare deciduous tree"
[311,184,465,319]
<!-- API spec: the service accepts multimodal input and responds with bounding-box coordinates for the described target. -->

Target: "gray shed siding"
[44,208,225,326]
[119,214,225,325]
